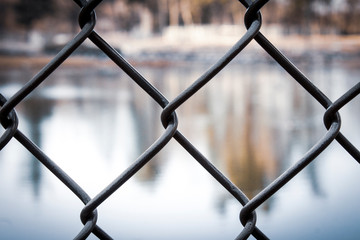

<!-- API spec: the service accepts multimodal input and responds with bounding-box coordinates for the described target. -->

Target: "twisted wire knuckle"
[0,0,359,239]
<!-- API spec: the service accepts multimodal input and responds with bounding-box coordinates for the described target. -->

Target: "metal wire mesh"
[1,0,360,239]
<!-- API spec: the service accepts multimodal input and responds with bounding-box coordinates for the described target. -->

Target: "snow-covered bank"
[1,25,360,66]
[101,26,360,65]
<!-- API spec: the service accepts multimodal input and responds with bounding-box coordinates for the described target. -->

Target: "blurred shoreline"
[1,26,360,69]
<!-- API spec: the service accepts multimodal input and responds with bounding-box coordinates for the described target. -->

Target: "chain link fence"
[1,0,360,239]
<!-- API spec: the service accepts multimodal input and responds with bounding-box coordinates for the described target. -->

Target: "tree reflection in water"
[0,59,359,239]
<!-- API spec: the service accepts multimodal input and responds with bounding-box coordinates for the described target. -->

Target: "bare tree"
[14,0,56,39]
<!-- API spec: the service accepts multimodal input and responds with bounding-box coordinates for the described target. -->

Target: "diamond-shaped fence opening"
[0,0,360,239]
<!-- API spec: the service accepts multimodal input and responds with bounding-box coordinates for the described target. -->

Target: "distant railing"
[0,0,359,239]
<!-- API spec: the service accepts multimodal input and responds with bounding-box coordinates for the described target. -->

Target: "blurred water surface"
[0,56,359,240]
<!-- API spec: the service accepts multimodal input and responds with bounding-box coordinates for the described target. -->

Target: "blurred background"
[0,0,360,239]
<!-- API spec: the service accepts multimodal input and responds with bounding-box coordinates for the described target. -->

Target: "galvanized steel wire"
[1,0,360,239]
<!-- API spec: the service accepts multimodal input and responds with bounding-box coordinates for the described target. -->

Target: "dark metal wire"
[0,0,359,239]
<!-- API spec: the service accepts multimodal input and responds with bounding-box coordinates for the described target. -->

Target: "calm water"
[0,55,359,239]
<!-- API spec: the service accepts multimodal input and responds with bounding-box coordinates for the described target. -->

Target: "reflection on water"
[21,97,53,197]
[0,57,359,239]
